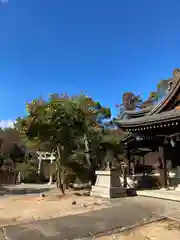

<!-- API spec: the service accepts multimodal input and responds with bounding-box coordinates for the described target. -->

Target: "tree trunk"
[56,144,65,195]
[90,165,97,185]
[84,134,91,166]
[84,134,93,184]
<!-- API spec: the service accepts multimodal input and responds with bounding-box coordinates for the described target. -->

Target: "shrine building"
[115,68,180,188]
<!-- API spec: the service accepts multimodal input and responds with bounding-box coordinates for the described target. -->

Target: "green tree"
[0,128,29,168]
[16,95,87,194]
[15,92,124,191]
[71,94,111,184]
[157,79,169,98]
[140,79,169,109]
[140,92,159,108]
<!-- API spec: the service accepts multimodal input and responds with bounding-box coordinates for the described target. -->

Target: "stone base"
[91,185,126,198]
[48,181,53,185]
[91,170,126,199]
[175,184,180,191]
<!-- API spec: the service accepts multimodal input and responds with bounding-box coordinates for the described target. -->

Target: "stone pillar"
[48,158,54,185]
[38,158,42,175]
[91,170,126,198]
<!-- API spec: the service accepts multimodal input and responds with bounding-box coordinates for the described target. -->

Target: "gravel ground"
[1,185,180,239]
[0,196,176,240]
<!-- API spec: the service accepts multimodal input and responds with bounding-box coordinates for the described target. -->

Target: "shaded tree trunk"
[56,144,65,195]
[83,134,93,184]
[84,134,91,166]
[0,155,4,169]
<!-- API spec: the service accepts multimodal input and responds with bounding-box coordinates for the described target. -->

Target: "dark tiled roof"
[122,106,153,118]
[115,109,180,127]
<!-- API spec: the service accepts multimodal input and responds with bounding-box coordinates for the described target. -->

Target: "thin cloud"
[0,120,15,129]
[0,0,8,4]
[0,0,8,3]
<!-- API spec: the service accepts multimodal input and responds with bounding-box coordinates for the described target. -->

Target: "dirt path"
[0,190,110,226]
[97,220,180,240]
[2,196,180,239]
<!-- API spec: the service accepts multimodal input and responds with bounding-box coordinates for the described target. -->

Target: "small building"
[114,68,180,188]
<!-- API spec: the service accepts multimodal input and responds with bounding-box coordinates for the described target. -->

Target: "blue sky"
[0,0,180,127]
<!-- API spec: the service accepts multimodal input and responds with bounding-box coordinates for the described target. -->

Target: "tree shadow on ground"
[0,185,52,197]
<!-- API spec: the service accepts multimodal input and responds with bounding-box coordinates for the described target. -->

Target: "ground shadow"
[0,185,52,196]
[126,189,138,197]
[136,175,161,190]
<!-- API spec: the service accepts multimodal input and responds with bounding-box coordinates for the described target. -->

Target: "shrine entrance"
[36,151,56,184]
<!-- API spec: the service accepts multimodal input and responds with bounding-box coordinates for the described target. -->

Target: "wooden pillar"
[158,146,168,188]
[142,155,145,176]
[128,153,131,175]
[130,157,135,176]
[125,147,131,176]
[123,144,130,188]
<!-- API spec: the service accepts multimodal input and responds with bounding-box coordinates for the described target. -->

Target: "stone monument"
[91,158,126,198]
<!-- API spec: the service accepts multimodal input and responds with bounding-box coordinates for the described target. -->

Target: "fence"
[0,170,18,184]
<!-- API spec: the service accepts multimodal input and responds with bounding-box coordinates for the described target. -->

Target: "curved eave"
[115,109,180,129]
[148,72,180,115]
[121,69,180,119]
